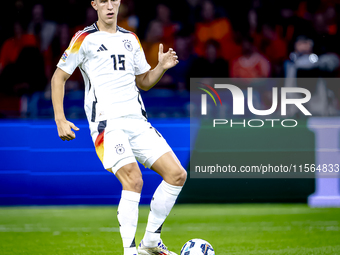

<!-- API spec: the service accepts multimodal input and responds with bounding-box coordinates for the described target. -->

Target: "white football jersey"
[57,23,151,123]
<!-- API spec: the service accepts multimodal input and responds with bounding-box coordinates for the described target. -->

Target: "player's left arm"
[136,43,178,91]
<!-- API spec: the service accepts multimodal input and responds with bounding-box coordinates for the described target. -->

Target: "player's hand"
[55,119,79,141]
[158,43,179,70]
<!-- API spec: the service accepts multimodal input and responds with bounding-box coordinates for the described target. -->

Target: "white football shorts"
[90,116,172,174]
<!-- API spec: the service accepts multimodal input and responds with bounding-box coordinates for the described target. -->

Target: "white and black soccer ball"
[180,239,215,255]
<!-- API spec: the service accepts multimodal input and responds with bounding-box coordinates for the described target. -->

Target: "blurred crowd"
[1,0,340,118]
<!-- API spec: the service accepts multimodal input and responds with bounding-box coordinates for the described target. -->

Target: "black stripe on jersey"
[93,22,100,31]
[84,27,98,34]
[69,26,98,55]
[150,127,162,138]
[137,92,147,119]
[91,82,98,123]
[101,44,108,50]
[98,120,107,134]
[141,109,147,119]
[78,23,98,35]
[117,26,132,34]
[91,100,97,123]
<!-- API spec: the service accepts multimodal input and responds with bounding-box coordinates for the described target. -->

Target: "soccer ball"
[180,239,215,255]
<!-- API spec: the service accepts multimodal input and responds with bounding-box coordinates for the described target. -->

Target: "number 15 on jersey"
[111,54,125,71]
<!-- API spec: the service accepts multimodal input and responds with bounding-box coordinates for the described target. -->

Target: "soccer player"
[51,1,187,255]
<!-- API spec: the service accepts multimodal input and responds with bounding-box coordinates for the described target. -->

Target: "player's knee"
[126,173,143,193]
[119,164,143,192]
[178,168,187,186]
[130,176,143,192]
[125,174,143,193]
[170,167,187,186]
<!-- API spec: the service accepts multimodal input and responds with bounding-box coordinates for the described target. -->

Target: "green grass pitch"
[0,204,339,254]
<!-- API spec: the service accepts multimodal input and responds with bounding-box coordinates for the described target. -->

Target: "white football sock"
[117,190,140,255]
[123,247,137,255]
[143,180,182,247]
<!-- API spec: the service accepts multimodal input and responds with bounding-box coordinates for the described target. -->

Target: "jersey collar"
[93,22,120,33]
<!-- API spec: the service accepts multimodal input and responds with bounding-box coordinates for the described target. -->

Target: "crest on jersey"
[123,39,133,52]
[61,51,68,62]
[115,144,125,155]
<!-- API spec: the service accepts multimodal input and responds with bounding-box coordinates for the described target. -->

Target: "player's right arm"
[51,67,79,141]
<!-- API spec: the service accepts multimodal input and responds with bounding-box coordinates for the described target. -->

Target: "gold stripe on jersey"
[67,26,98,54]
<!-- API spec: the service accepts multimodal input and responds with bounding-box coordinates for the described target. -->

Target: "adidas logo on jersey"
[97,44,108,52]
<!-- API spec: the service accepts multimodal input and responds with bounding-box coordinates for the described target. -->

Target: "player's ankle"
[142,231,161,247]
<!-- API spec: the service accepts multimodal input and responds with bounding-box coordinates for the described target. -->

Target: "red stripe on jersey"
[67,31,90,54]
[131,32,143,52]
[95,131,105,163]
